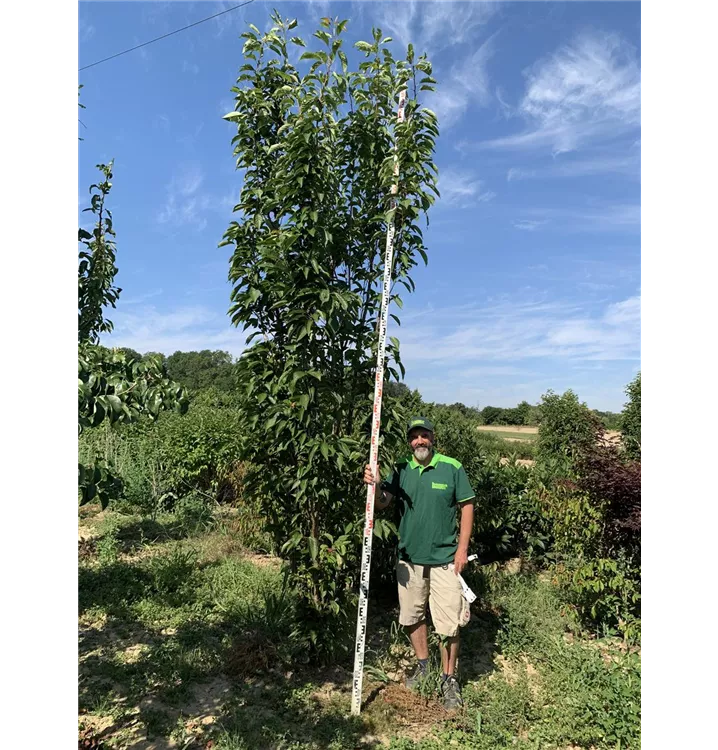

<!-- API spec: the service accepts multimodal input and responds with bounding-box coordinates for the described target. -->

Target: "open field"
[477,426,538,435]
[477,426,622,446]
[476,426,537,443]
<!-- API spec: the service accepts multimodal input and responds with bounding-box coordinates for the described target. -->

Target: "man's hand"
[363,464,381,486]
[365,464,393,510]
[453,548,468,576]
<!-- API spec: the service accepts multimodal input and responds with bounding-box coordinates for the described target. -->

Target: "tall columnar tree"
[620,372,641,460]
[221,12,439,639]
[78,162,187,508]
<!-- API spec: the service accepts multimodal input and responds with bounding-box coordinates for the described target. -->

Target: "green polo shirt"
[385,451,475,566]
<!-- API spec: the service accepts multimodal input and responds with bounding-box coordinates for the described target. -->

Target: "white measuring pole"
[351,88,407,717]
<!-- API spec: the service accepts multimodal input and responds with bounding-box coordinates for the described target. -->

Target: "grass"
[474,430,537,460]
[79,505,640,749]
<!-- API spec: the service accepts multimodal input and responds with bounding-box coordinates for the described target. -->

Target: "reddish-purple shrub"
[577,440,641,557]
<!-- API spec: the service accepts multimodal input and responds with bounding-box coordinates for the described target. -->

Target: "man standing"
[364,417,475,710]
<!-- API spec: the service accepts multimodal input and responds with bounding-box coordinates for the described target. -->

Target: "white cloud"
[307,0,331,18]
[478,30,641,155]
[423,34,497,129]
[177,122,206,149]
[520,203,640,232]
[513,220,547,231]
[157,164,211,231]
[603,296,641,327]
[427,89,470,131]
[377,0,498,57]
[505,150,640,182]
[212,0,248,37]
[182,60,200,75]
[507,168,535,182]
[450,36,495,104]
[398,294,641,370]
[140,2,173,30]
[375,1,498,130]
[79,18,95,42]
[154,114,171,131]
[438,168,495,206]
[104,304,248,358]
[115,294,637,366]
[102,291,641,411]
[120,289,164,306]
[549,150,640,179]
[495,86,514,119]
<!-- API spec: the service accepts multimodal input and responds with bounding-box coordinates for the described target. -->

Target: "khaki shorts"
[396,559,467,637]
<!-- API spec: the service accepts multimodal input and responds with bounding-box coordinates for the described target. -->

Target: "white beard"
[414,446,431,462]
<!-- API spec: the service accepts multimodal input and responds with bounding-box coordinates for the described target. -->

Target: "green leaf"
[105,394,122,414]
[308,536,319,562]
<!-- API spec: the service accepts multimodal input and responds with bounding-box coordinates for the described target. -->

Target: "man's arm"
[453,463,476,575]
[453,501,474,575]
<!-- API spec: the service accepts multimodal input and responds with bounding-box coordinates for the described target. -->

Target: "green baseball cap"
[407,416,434,435]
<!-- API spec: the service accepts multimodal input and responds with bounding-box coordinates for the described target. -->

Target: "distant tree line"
[114,349,628,431]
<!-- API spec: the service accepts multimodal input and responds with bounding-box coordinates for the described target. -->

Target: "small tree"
[535,389,604,471]
[514,400,532,425]
[221,12,439,647]
[481,405,503,425]
[620,372,641,460]
[165,350,236,394]
[78,162,187,508]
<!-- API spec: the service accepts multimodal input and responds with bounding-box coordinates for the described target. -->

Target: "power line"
[79,1,255,72]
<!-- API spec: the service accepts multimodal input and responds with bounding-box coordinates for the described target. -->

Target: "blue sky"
[78,0,641,412]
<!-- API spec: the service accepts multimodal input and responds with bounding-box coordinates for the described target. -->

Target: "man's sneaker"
[441,675,463,710]
[404,663,428,691]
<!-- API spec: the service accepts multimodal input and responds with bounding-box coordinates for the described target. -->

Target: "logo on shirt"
[432,482,448,490]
